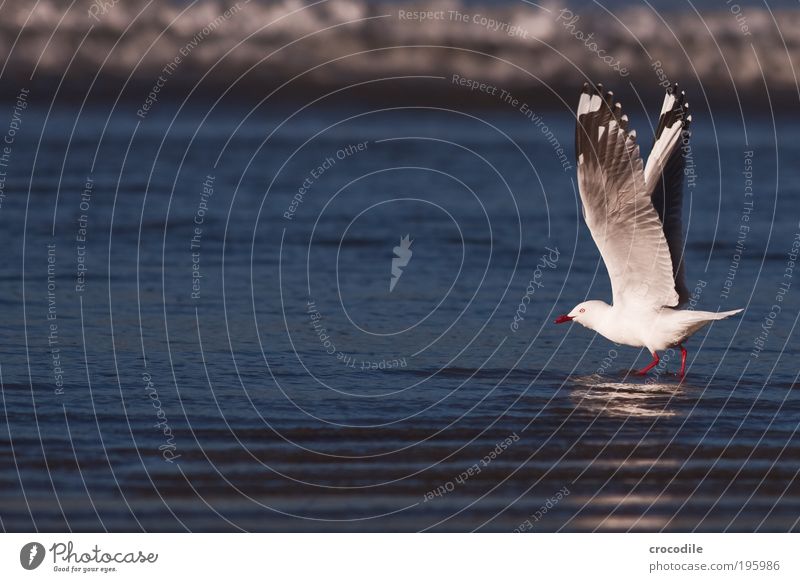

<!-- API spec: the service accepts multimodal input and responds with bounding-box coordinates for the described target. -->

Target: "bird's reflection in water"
[569,373,687,418]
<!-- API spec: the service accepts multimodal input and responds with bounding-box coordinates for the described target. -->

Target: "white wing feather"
[575,83,679,309]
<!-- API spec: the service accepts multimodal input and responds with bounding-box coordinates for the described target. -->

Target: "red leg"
[679,345,687,378]
[635,351,660,375]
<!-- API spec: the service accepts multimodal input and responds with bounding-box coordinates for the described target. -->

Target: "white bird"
[555,83,742,377]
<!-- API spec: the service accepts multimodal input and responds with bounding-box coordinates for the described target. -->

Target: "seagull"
[554,83,742,377]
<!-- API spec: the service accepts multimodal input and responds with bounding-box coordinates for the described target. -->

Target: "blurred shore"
[0,0,798,108]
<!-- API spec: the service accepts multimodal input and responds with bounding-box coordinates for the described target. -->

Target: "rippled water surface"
[1,101,799,531]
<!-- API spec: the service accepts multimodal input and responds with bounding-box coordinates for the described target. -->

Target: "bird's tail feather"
[709,308,744,320]
[674,308,742,337]
[680,308,742,324]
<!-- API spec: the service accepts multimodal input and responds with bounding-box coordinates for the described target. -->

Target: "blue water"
[0,97,799,532]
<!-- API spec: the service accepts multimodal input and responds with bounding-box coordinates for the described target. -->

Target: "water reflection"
[569,374,687,418]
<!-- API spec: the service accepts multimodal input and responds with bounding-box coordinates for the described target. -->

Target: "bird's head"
[554,300,610,329]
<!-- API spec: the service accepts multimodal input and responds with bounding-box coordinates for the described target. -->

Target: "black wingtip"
[655,83,692,138]
[582,81,608,97]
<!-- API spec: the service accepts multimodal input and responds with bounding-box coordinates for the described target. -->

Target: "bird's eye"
[579,308,585,313]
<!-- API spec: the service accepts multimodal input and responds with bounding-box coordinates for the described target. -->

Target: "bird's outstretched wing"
[645,85,692,305]
[574,83,679,309]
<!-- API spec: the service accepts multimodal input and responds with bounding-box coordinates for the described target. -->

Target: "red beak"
[554,314,574,324]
